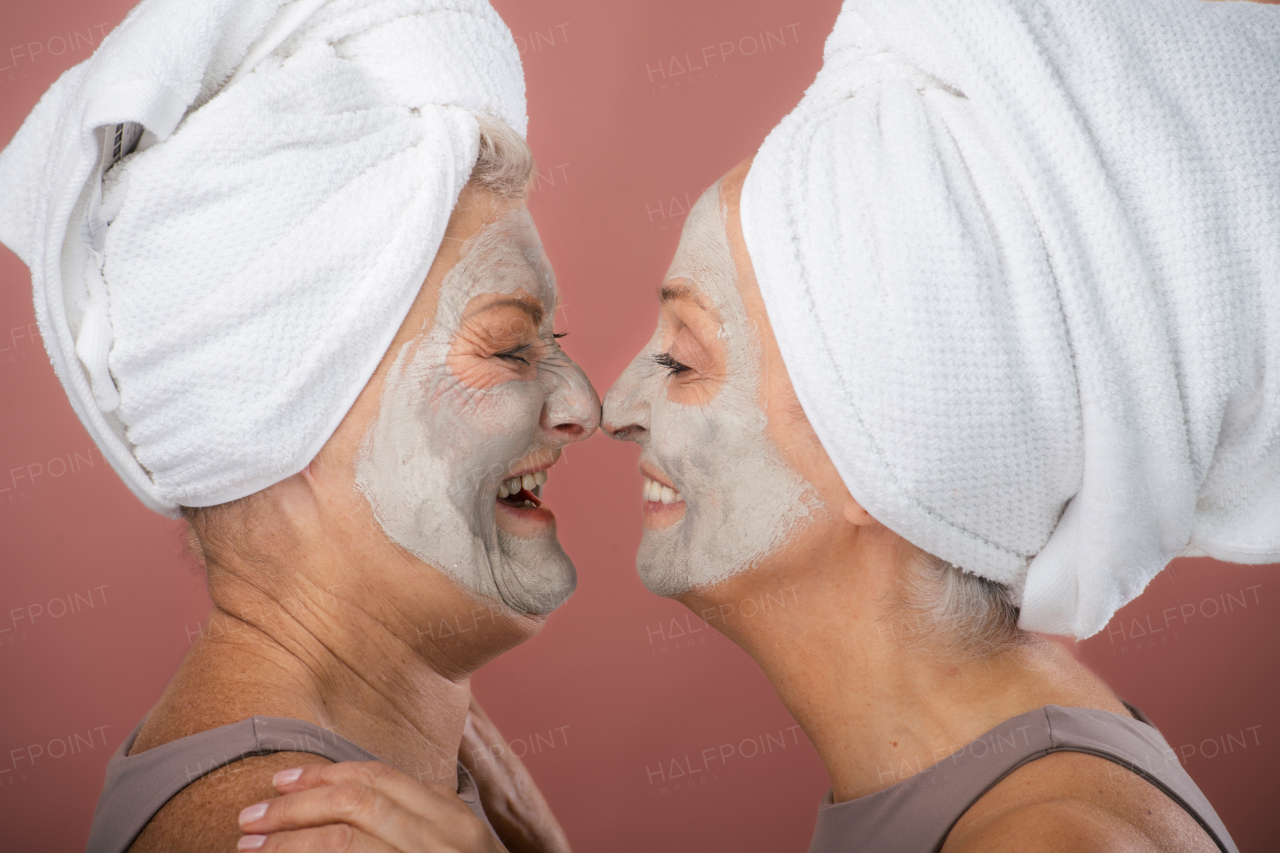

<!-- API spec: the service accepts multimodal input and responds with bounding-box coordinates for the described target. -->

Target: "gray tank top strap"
[86,715,490,853]
[806,704,1237,853]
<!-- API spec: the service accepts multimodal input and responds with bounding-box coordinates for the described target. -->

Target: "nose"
[540,356,601,446]
[601,351,652,444]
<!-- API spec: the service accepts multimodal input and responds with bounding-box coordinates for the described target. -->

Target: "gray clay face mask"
[356,207,599,615]
[603,185,821,596]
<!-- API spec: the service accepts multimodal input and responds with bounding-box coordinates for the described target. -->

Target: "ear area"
[842,494,877,527]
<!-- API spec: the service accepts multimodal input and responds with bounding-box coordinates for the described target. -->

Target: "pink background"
[1,1,1277,850]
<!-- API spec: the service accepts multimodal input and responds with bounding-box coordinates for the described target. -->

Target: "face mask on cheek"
[355,208,587,616]
[608,186,822,597]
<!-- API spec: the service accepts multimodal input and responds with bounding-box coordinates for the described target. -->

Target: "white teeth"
[643,477,683,505]
[498,471,550,500]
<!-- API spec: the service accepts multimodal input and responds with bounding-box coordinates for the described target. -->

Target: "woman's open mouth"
[494,465,556,533]
[497,469,546,509]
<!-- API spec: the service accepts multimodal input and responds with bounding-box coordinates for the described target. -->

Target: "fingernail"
[273,768,303,787]
[237,836,266,851]
[238,802,269,826]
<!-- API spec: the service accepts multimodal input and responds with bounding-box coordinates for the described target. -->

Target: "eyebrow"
[659,282,708,310]
[465,297,544,325]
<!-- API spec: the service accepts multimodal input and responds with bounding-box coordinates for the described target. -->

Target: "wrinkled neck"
[678,545,1123,802]
[199,563,468,788]
[186,494,535,787]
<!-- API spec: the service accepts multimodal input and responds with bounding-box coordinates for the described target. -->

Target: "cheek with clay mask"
[604,185,822,596]
[356,208,598,615]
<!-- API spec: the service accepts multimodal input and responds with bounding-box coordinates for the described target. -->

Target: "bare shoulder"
[943,751,1221,853]
[122,660,336,853]
[127,750,332,853]
[947,799,1155,852]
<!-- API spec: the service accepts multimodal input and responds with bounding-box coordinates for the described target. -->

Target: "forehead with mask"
[357,205,599,615]
[604,184,822,596]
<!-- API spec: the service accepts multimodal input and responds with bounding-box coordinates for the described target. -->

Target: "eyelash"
[653,352,690,375]
[497,344,532,366]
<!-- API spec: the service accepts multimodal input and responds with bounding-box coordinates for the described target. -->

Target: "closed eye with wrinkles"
[497,331,569,367]
[497,344,532,365]
[654,352,690,375]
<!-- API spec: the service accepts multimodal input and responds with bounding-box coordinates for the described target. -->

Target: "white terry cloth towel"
[0,0,526,516]
[740,0,1280,638]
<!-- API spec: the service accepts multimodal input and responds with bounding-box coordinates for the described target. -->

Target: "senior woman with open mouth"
[235,0,1278,850]
[0,0,598,851]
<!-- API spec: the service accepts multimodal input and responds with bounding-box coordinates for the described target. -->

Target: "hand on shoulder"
[237,761,504,853]
[128,752,331,853]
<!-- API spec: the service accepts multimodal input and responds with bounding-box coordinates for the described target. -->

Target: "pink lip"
[640,492,685,530]
[492,457,560,537]
[637,463,685,531]
[638,464,676,492]
[502,451,561,482]
[495,461,552,525]
[494,494,556,537]
[505,463,552,480]
[496,499,554,517]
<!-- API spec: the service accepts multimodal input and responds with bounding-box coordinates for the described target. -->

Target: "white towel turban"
[741,0,1280,638]
[0,0,526,515]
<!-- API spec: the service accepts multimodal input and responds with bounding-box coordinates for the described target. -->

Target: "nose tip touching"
[601,351,653,443]
[542,355,602,444]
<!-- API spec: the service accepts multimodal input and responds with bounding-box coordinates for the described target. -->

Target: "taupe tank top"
[807,704,1237,853]
[85,716,494,853]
